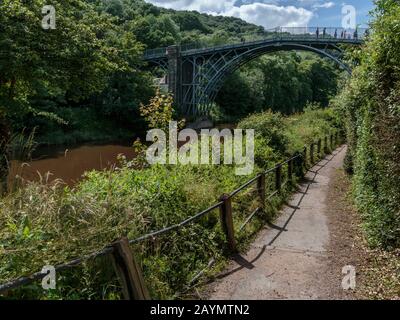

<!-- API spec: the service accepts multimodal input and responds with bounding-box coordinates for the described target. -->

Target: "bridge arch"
[143,28,365,115]
[199,43,351,111]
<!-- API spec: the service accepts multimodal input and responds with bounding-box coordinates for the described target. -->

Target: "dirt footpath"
[208,146,360,300]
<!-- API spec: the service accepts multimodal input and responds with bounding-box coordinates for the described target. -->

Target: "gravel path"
[208,146,353,300]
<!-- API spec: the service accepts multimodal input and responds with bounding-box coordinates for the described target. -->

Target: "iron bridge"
[143,27,367,115]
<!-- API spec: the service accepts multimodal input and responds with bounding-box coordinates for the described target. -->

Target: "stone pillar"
[166,45,182,108]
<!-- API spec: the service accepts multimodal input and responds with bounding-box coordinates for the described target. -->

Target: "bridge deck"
[144,27,367,60]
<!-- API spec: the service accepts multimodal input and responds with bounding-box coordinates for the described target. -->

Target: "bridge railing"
[279,27,368,40]
[143,27,368,59]
[0,132,343,299]
[143,47,168,59]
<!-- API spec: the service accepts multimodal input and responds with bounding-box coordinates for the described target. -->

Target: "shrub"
[334,0,400,249]
[0,108,339,299]
[238,110,288,157]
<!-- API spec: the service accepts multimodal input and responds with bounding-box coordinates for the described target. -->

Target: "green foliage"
[0,108,338,299]
[333,0,400,249]
[0,0,126,112]
[238,107,338,167]
[238,110,288,164]
[215,52,340,121]
[0,0,155,146]
[284,104,341,155]
[92,0,266,48]
[1,0,343,147]
[140,90,175,131]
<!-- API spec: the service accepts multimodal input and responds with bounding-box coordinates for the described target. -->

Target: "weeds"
[0,108,338,299]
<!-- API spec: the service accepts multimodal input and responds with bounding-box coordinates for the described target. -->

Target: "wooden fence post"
[275,165,282,191]
[257,173,266,211]
[111,237,150,300]
[303,146,307,170]
[317,139,322,155]
[219,194,236,252]
[288,159,293,184]
[310,143,315,164]
[324,136,328,154]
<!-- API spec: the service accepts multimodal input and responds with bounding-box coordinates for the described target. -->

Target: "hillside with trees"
[1,0,341,149]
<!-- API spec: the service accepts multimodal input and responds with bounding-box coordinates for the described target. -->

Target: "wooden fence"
[0,133,341,300]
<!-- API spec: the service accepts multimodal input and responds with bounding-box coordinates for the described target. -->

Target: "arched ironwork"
[144,27,366,115]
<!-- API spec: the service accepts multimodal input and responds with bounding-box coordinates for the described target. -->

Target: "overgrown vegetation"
[333,0,400,249]
[215,53,340,122]
[0,0,155,150]
[0,0,341,150]
[3,0,389,302]
[0,107,338,299]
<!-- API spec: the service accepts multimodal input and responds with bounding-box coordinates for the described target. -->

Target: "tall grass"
[0,107,338,299]
[1,129,37,194]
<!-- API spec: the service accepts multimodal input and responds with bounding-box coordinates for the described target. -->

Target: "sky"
[144,0,374,30]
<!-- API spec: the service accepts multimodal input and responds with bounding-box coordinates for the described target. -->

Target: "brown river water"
[8,142,137,188]
[6,124,235,189]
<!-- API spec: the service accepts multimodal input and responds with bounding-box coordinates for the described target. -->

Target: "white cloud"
[145,0,314,29]
[225,3,314,29]
[146,0,235,14]
[313,2,335,9]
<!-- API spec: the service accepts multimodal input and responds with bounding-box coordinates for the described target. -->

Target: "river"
[6,124,236,189]
[8,142,137,188]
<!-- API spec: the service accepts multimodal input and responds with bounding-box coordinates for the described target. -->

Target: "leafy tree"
[171,12,210,33]
[130,14,181,48]
[215,52,339,120]
[0,0,126,108]
[0,0,147,187]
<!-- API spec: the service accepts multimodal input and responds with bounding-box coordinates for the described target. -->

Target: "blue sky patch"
[145,0,374,29]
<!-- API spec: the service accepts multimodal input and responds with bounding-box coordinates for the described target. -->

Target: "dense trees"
[1,0,127,116]
[0,0,343,153]
[92,0,267,48]
[0,0,154,146]
[215,52,339,121]
[0,0,150,190]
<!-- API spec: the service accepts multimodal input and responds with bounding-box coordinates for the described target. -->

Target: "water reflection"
[8,142,137,188]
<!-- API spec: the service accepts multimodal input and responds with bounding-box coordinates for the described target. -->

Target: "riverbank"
[0,107,341,300]
[33,115,139,147]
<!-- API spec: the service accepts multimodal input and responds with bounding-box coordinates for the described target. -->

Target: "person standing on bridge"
[354,28,358,40]
[334,29,338,39]
[316,27,320,39]
[340,30,344,38]
[323,27,326,38]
